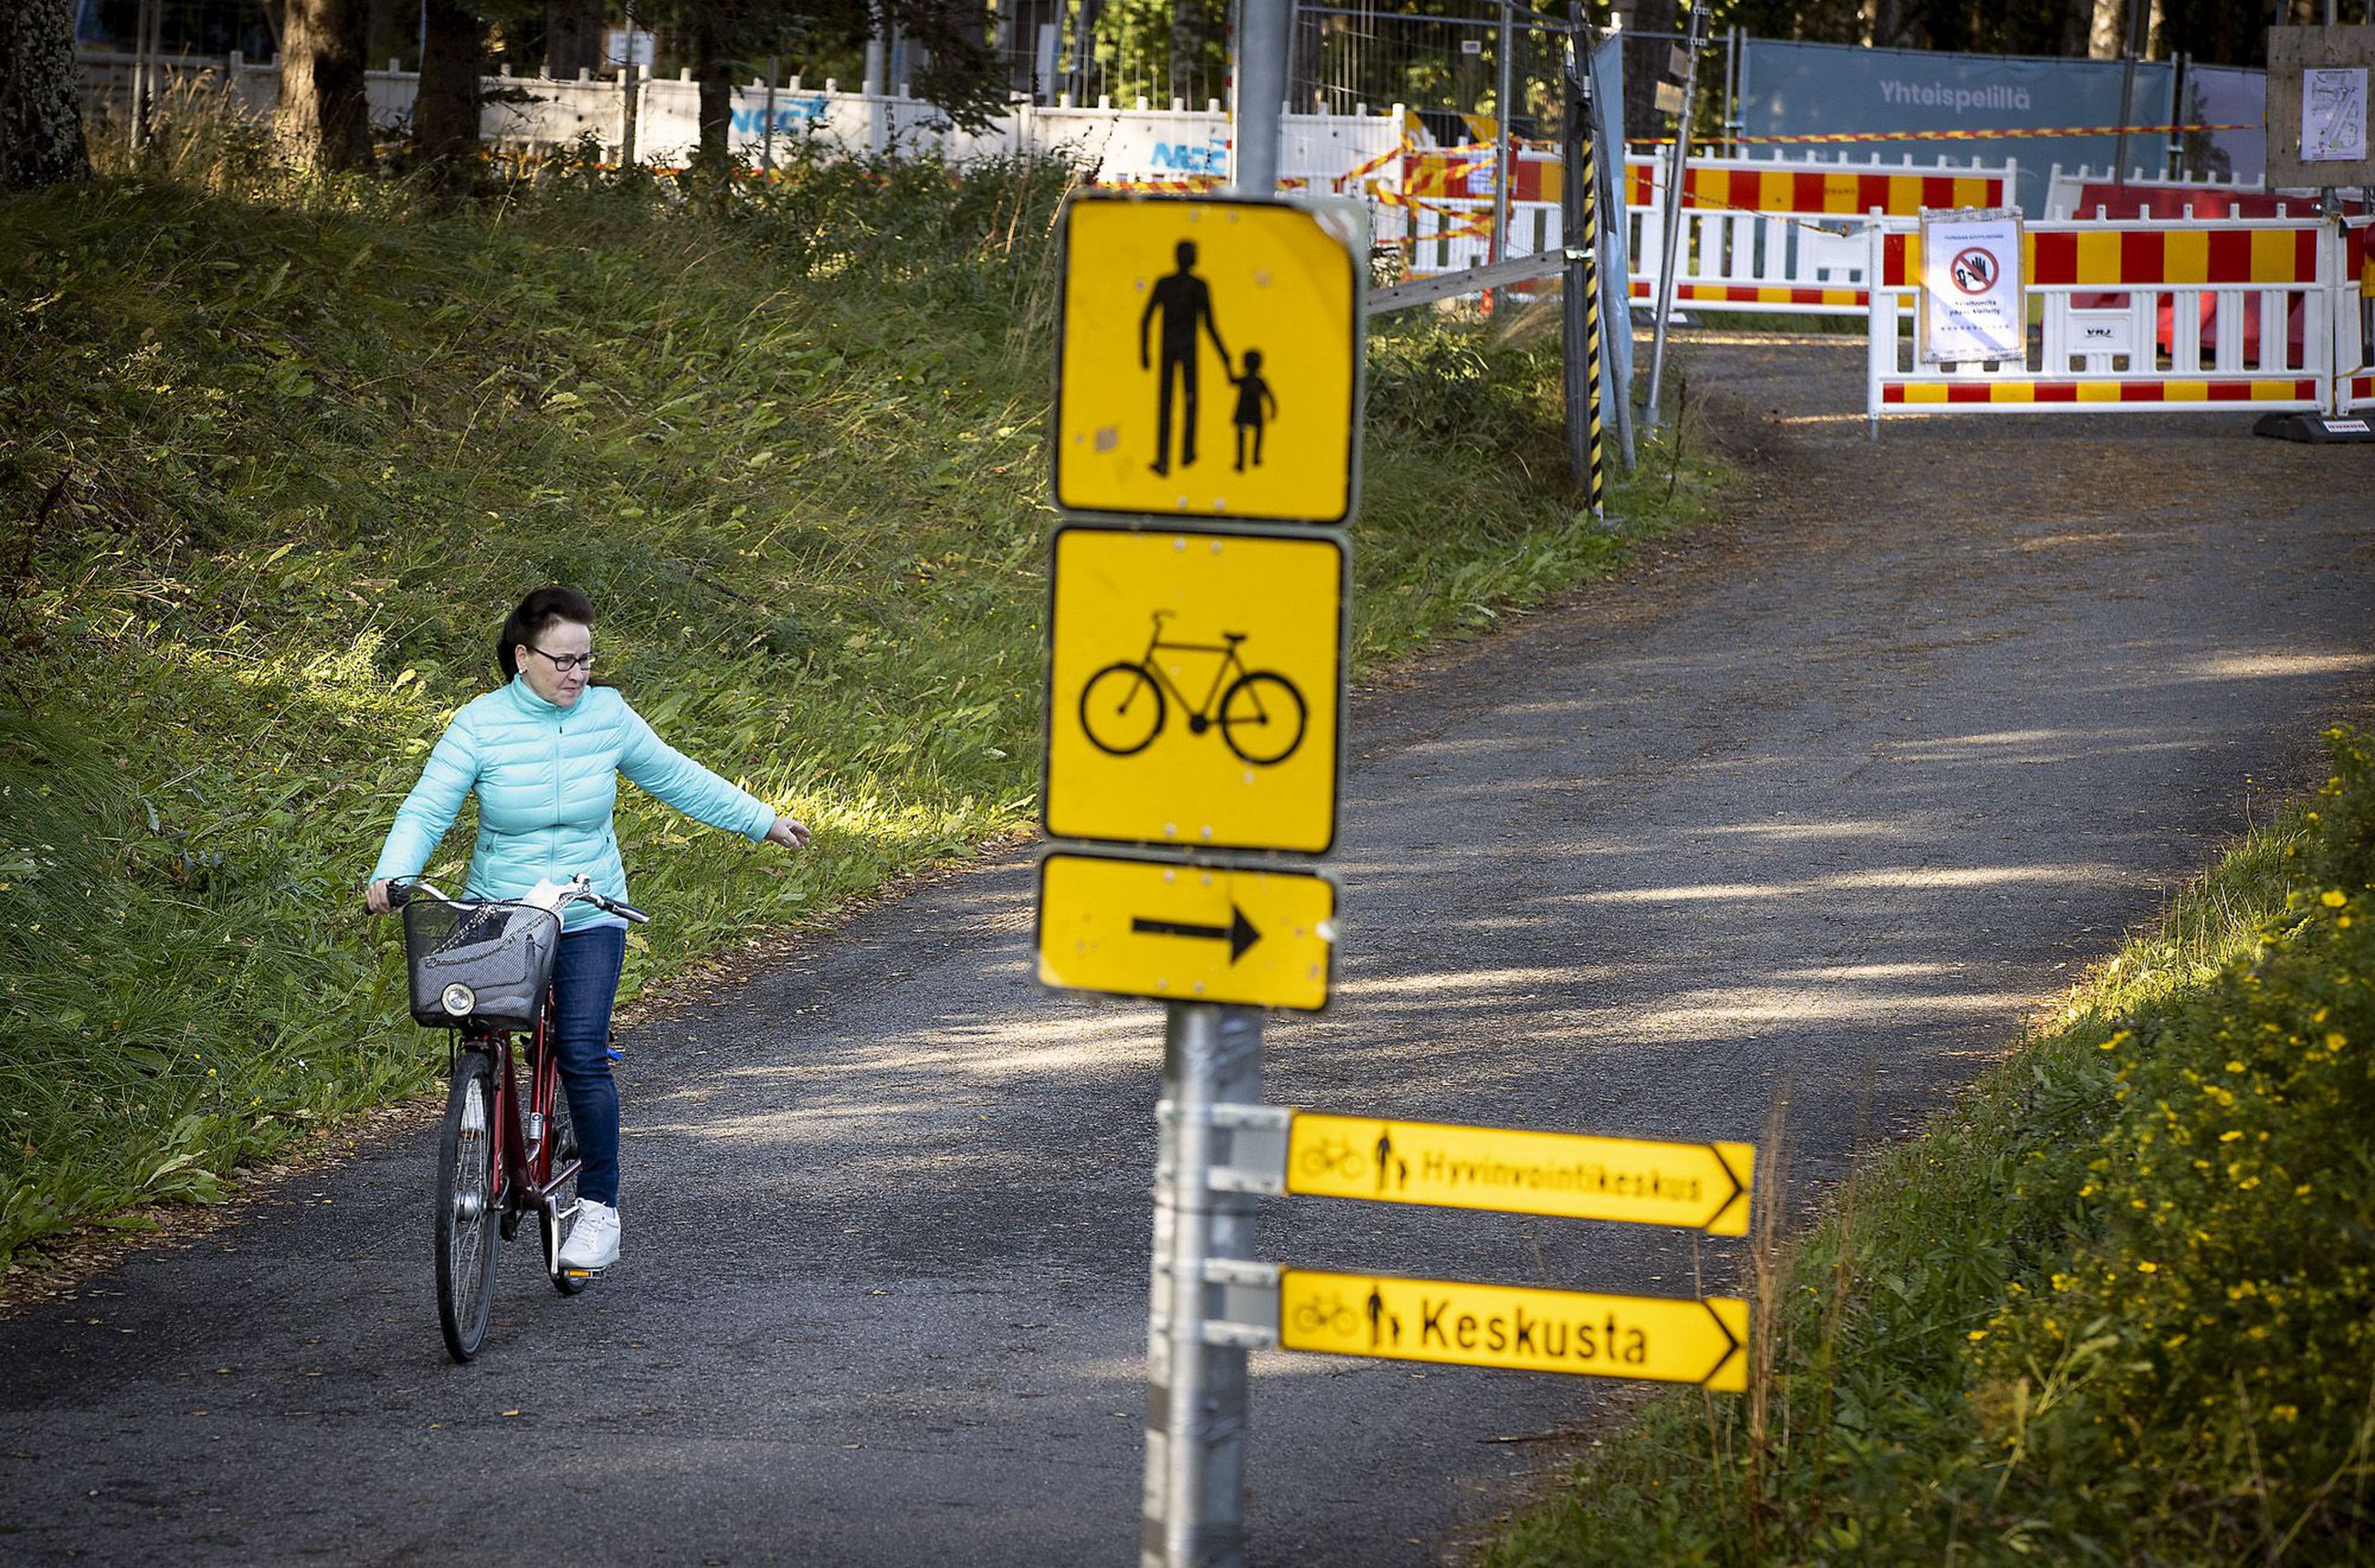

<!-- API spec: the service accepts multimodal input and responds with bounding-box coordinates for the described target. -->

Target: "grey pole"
[1232,0,1291,193]
[620,4,640,167]
[1641,2,1704,432]
[1145,1005,1261,1568]
[1142,16,1289,1565]
[1491,0,1515,313]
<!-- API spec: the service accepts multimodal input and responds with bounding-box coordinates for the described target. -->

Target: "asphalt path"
[5,338,2373,1566]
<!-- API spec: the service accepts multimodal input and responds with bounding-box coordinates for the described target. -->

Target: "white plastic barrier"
[1624,152,2017,315]
[72,48,1400,184]
[1866,215,2356,424]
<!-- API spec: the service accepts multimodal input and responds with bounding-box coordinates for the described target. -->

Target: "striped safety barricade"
[1391,148,2016,319]
[1864,216,2364,427]
[1625,153,2017,315]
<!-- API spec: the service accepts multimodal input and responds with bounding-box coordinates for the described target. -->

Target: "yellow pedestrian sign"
[1285,1113,1754,1235]
[1277,1268,1748,1390]
[1043,523,1343,854]
[1053,193,1364,526]
[1037,851,1337,1012]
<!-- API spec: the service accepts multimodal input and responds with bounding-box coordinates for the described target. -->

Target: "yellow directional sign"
[1053,193,1364,526]
[1278,1268,1748,1390]
[1043,523,1343,854]
[1286,1113,1754,1235]
[1037,850,1337,1011]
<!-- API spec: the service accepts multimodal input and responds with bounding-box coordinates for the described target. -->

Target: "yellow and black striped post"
[1577,96,1606,518]
[1559,19,1607,517]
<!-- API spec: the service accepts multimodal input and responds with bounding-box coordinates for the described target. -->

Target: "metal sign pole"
[1641,2,1705,432]
[1491,0,1515,314]
[1141,15,1289,1565]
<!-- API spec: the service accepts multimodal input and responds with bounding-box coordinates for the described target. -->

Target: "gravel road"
[5,335,2371,1566]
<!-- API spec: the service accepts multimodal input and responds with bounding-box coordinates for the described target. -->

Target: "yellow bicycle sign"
[1043,523,1344,855]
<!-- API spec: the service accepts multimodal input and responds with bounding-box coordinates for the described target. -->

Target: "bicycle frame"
[1135,613,1249,720]
[450,989,579,1273]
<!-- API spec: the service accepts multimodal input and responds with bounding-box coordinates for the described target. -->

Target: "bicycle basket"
[401,898,562,1029]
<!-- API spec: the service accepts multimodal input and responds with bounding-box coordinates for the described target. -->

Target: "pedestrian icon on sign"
[1230,351,1277,471]
[1140,240,1230,477]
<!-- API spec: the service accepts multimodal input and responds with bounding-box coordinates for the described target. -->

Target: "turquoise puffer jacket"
[370,676,776,927]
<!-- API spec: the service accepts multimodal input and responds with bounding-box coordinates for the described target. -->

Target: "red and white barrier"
[1866,215,2366,427]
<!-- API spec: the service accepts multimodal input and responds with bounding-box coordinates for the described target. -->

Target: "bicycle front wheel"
[435,1050,501,1363]
[1079,663,1166,756]
[1219,671,1307,765]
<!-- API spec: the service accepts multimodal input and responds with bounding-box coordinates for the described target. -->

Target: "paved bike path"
[5,339,2373,1565]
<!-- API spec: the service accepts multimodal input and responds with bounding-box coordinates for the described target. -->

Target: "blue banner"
[1738,40,2178,214]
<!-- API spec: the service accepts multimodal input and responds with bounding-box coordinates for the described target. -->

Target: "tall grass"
[1487,729,2375,1566]
[0,138,1723,1265]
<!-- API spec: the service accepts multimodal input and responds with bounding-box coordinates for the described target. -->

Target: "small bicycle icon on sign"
[1079,611,1308,765]
[1295,1135,1366,1183]
[1291,1289,1357,1337]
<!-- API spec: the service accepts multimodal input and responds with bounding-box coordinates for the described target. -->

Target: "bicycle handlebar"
[379,875,649,924]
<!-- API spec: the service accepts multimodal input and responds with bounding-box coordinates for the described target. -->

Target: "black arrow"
[1131,905,1261,963]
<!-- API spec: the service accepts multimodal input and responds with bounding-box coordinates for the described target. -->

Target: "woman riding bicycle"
[364,585,809,1275]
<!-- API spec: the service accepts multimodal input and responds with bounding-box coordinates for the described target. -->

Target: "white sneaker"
[557,1200,619,1272]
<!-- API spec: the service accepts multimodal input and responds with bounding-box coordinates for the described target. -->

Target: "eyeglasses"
[526,646,596,673]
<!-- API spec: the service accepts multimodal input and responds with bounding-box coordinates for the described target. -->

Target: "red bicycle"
[387,875,647,1363]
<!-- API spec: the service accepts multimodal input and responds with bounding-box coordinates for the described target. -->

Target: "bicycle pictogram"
[1291,1289,1358,1338]
[1296,1134,1367,1184]
[1078,611,1308,766]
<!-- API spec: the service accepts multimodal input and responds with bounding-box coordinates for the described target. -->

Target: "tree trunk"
[277,0,372,170]
[1621,0,1675,147]
[1167,0,1205,108]
[0,0,91,189]
[688,4,732,181]
[414,0,483,195]
[544,0,605,79]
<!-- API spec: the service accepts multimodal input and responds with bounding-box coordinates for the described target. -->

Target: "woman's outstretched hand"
[767,816,812,850]
[364,879,393,916]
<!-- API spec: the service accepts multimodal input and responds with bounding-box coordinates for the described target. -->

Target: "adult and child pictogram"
[1139,239,1279,477]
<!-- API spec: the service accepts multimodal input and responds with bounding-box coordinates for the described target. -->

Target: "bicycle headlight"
[440,982,476,1017]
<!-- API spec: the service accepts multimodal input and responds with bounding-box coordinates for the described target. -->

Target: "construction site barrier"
[1394,149,2015,319]
[1865,215,2368,427]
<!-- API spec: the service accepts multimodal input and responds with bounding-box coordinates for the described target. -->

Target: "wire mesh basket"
[402,898,562,1029]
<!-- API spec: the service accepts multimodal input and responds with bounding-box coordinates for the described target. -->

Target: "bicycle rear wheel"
[434,1049,501,1362]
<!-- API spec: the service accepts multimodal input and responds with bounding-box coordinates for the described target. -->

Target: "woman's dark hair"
[496,586,596,679]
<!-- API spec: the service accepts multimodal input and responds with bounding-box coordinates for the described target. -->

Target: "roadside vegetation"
[0,134,1724,1267]
[1490,727,2375,1565]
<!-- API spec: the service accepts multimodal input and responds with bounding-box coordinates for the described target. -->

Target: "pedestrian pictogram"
[1080,612,1307,766]
[1284,1112,1755,1234]
[1277,1268,1748,1389]
[1054,193,1364,526]
[1037,850,1337,1011]
[1044,524,1343,854]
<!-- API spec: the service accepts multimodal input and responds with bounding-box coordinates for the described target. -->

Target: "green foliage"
[1487,729,2375,1567]
[0,160,1717,1265]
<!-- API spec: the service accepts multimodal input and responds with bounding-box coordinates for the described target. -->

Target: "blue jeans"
[550,923,627,1207]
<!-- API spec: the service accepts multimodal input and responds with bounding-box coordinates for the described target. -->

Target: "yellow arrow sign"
[1053,193,1364,526]
[1278,1268,1748,1390]
[1037,850,1337,1012]
[1286,1113,1753,1235]
[1043,523,1343,854]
